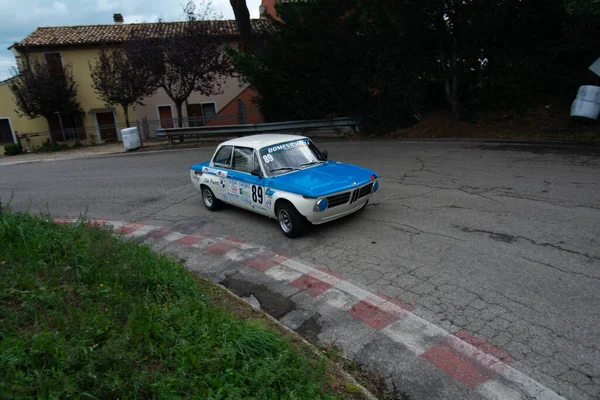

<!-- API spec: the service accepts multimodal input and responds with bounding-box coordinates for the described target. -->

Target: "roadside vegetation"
[229,0,600,136]
[0,208,342,399]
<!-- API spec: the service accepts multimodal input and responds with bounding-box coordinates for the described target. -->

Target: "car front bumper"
[306,196,371,224]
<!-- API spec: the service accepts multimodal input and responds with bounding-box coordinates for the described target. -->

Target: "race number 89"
[252,185,263,204]
[262,154,274,164]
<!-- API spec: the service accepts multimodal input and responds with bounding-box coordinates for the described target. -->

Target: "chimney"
[113,13,124,24]
[260,0,276,19]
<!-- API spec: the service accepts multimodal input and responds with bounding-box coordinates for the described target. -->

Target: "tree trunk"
[175,100,184,128]
[45,115,58,146]
[121,104,131,128]
[230,0,255,54]
[175,100,185,143]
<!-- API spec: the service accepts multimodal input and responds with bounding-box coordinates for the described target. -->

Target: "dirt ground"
[390,100,600,142]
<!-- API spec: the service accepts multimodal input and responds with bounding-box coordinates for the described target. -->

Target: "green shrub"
[3,143,20,156]
[50,143,63,152]
[0,212,336,399]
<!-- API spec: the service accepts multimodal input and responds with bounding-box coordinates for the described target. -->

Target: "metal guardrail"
[155,117,358,143]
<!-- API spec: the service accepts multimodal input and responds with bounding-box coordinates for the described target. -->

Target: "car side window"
[213,146,233,168]
[232,147,254,173]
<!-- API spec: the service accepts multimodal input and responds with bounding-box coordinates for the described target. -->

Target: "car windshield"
[260,139,326,176]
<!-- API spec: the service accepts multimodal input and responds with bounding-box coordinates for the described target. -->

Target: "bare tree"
[9,58,82,144]
[134,22,233,127]
[89,48,160,127]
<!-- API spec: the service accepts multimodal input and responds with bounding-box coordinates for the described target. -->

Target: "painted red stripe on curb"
[245,252,287,272]
[273,250,292,259]
[290,275,332,296]
[376,292,416,312]
[453,330,515,363]
[54,217,71,224]
[177,234,205,246]
[115,223,145,235]
[420,341,504,388]
[205,240,241,255]
[348,300,403,330]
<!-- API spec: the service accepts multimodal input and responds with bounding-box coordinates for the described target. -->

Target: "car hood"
[269,161,377,197]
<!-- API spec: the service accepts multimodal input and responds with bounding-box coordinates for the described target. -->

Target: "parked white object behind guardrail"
[121,127,141,150]
[570,85,600,121]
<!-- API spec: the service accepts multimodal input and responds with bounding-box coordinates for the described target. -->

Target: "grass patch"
[0,209,339,399]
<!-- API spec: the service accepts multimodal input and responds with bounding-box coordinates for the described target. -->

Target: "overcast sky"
[0,0,261,81]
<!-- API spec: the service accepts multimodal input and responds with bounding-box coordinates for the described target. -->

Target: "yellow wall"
[1,47,135,147]
[0,79,49,148]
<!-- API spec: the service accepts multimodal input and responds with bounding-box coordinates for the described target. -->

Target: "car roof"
[220,134,308,150]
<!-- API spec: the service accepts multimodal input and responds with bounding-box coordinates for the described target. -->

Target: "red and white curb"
[56,218,564,400]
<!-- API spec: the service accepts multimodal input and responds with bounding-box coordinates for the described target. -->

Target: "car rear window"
[213,146,233,167]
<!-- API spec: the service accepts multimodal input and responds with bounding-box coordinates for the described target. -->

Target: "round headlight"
[372,181,379,193]
[316,198,329,212]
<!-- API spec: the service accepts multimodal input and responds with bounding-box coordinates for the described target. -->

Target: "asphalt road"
[1,140,599,399]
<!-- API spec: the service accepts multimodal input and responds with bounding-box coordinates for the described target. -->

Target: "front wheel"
[201,186,222,211]
[276,202,307,238]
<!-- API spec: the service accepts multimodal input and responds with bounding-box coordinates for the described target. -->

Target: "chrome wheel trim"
[203,188,213,207]
[278,209,292,233]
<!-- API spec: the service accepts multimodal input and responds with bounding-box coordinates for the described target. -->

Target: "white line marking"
[383,313,449,355]
[125,225,156,237]
[192,238,218,249]
[265,265,304,283]
[477,380,525,400]
[162,232,185,242]
[93,220,566,400]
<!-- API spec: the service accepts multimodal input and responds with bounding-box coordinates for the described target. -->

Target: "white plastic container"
[570,99,600,121]
[121,127,141,150]
[575,85,600,104]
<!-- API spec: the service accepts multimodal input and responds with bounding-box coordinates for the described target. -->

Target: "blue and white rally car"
[190,134,379,237]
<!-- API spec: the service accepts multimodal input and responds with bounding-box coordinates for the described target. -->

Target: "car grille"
[327,192,351,208]
[358,183,374,199]
[326,182,374,209]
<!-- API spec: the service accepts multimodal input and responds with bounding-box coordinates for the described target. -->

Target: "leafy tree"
[229,1,365,122]
[89,48,160,127]
[9,58,82,144]
[230,0,600,131]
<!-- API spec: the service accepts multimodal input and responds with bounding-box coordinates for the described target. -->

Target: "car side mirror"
[251,169,263,178]
[322,149,328,160]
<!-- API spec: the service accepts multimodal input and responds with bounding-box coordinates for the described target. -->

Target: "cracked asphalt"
[1,140,599,399]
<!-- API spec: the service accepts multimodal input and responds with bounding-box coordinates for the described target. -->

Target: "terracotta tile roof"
[14,19,270,49]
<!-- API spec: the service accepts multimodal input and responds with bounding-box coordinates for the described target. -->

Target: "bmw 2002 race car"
[190,134,379,237]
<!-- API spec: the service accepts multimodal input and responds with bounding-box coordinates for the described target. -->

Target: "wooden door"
[96,112,118,142]
[186,104,203,127]
[158,106,174,128]
[0,119,13,145]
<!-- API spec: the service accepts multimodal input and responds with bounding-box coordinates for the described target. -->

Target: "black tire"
[201,185,222,211]
[276,202,307,238]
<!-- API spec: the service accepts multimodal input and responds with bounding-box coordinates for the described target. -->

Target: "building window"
[202,103,216,119]
[44,52,64,76]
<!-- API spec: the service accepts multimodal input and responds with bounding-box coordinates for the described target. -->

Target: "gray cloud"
[0,0,261,80]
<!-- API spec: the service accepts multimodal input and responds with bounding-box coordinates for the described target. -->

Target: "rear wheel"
[201,186,222,211]
[276,202,306,238]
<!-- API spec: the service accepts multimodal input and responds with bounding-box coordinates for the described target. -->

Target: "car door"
[227,147,270,215]
[206,145,233,202]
